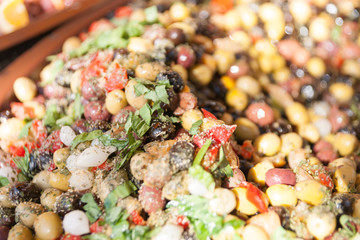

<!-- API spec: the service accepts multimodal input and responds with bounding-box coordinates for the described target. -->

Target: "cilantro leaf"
[189,119,203,135]
[18,121,33,139]
[43,104,61,128]
[0,176,9,187]
[81,193,102,223]
[104,181,137,211]
[83,233,109,240]
[189,165,215,192]
[71,130,104,149]
[139,103,152,125]
[134,83,150,96]
[155,85,169,104]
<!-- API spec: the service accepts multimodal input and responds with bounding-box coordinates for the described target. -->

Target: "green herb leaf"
[71,130,103,149]
[134,83,150,96]
[211,146,233,178]
[104,181,137,211]
[56,116,74,126]
[43,104,61,128]
[193,139,212,165]
[189,165,215,192]
[126,21,145,37]
[189,119,203,135]
[270,226,297,240]
[155,85,169,104]
[81,193,102,223]
[73,92,84,120]
[144,6,158,23]
[139,103,152,125]
[13,147,31,179]
[18,121,33,139]
[83,233,109,240]
[39,59,64,86]
[0,176,9,187]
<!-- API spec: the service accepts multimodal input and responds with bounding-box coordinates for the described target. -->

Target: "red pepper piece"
[115,6,132,18]
[129,210,146,226]
[9,145,25,157]
[318,172,334,190]
[176,215,189,229]
[39,130,64,153]
[61,234,82,240]
[246,183,268,213]
[10,102,35,120]
[239,140,254,160]
[104,62,128,92]
[210,0,233,14]
[201,108,217,120]
[208,125,236,144]
[90,219,104,233]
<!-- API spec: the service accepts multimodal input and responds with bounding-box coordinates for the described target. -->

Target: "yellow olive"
[334,132,358,156]
[8,223,34,240]
[235,76,261,97]
[190,64,213,86]
[62,36,81,55]
[13,77,37,103]
[214,49,236,74]
[306,57,326,78]
[125,79,148,109]
[135,62,165,81]
[234,117,260,141]
[40,188,62,211]
[105,89,127,115]
[225,89,248,111]
[285,102,309,126]
[34,212,63,240]
[49,170,71,191]
[169,2,190,22]
[16,202,44,228]
[53,148,70,169]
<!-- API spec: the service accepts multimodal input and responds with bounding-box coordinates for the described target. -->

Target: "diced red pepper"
[61,234,83,240]
[10,102,35,120]
[129,210,146,226]
[31,119,47,145]
[39,130,64,153]
[210,0,233,14]
[90,219,104,233]
[239,140,254,160]
[201,108,217,120]
[318,172,334,190]
[104,62,128,92]
[246,183,268,213]
[114,6,132,18]
[176,215,189,229]
[89,161,111,173]
[81,52,110,86]
[8,145,25,157]
[207,125,236,144]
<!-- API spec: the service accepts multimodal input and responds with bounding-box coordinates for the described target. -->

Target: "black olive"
[55,69,72,87]
[113,48,129,59]
[195,20,226,39]
[156,3,170,12]
[126,69,135,78]
[72,119,87,134]
[209,77,227,100]
[148,120,176,142]
[9,182,41,204]
[55,191,84,217]
[28,152,41,176]
[0,208,15,227]
[165,48,178,66]
[332,194,354,217]
[160,88,179,112]
[199,100,227,119]
[85,120,111,132]
[0,226,9,240]
[156,70,184,93]
[338,126,356,135]
[182,228,197,240]
[190,43,204,63]
[239,159,253,176]
[166,28,186,46]
[0,110,13,124]
[170,141,195,173]
[264,119,293,135]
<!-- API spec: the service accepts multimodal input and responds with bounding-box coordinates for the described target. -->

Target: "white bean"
[60,126,76,146]
[63,210,90,236]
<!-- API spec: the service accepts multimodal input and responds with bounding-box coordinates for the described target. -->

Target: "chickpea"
[254,133,281,156]
[125,79,148,109]
[306,57,326,78]
[273,67,291,84]
[258,54,274,73]
[135,62,165,81]
[70,69,82,93]
[129,9,146,22]
[13,77,37,103]
[341,59,360,78]
[266,184,297,207]
[298,123,320,143]
[34,212,63,240]
[289,0,312,24]
[230,30,252,50]
[285,102,309,126]
[127,37,153,53]
[171,64,188,83]
[234,117,260,141]
[254,39,277,56]
[235,76,261,97]
[259,3,284,23]
[209,188,236,215]
[181,109,203,131]
[53,148,70,169]
[200,54,217,72]
[62,36,81,55]
[40,188,62,211]
[306,211,336,240]
[247,161,274,186]
[236,6,258,30]
[224,9,242,31]
[233,187,259,215]
[295,180,326,205]
[309,17,330,42]
[8,223,34,240]
[16,202,44,228]
[329,82,354,103]
[23,101,46,119]
[213,49,235,74]
[334,132,358,156]
[0,117,25,141]
[190,64,213,86]
[225,89,248,111]
[49,170,71,191]
[169,2,190,22]
[280,132,303,156]
[105,89,127,115]
[242,224,269,240]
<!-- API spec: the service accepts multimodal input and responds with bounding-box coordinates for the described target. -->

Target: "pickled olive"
[295,180,326,205]
[49,170,71,191]
[166,28,186,45]
[55,191,83,217]
[53,148,70,169]
[0,207,15,227]
[34,212,63,240]
[247,161,274,186]
[285,102,309,126]
[40,188,62,211]
[135,62,165,81]
[254,133,281,157]
[176,45,196,69]
[169,141,194,173]
[8,223,34,240]
[190,64,213,86]
[13,77,37,103]
[15,202,44,228]
[9,182,41,204]
[235,75,260,97]
[266,184,297,207]
[234,118,260,141]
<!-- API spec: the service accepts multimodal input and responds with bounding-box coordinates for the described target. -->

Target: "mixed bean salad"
[1,0,360,239]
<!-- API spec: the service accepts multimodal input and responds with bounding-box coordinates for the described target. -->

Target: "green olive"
[34,212,63,240]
